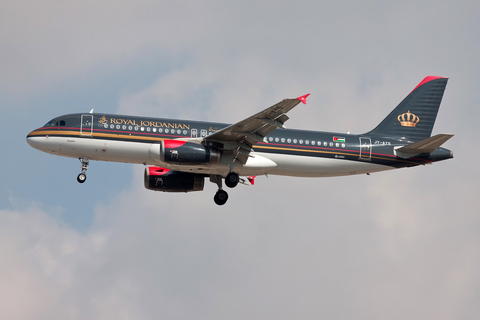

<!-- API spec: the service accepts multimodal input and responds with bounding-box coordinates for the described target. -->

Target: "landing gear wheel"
[214,190,228,205]
[77,157,90,183]
[225,172,239,188]
[77,173,87,183]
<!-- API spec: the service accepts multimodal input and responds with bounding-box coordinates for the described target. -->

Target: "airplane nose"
[26,132,38,148]
[27,136,38,148]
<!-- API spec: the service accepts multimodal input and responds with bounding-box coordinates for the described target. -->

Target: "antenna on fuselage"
[89,109,94,113]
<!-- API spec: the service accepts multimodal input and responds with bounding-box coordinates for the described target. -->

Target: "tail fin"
[366,76,448,141]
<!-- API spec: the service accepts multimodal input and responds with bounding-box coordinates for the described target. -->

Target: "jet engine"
[159,140,221,165]
[144,167,204,192]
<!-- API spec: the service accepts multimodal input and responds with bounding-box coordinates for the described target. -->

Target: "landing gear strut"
[210,175,228,205]
[77,157,89,183]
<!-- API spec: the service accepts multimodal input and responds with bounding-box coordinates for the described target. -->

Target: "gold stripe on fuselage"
[255,144,424,165]
[28,130,167,142]
[255,144,359,158]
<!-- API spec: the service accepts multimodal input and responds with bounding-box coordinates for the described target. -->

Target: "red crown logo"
[397,110,419,127]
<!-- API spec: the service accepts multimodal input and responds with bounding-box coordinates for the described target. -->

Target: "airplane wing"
[205,94,309,163]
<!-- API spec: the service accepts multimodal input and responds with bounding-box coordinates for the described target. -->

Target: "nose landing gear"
[77,172,86,183]
[77,157,89,183]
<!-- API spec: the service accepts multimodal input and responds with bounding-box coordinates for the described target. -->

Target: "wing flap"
[233,146,252,164]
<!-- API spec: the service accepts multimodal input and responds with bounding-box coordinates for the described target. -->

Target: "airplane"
[27,76,453,205]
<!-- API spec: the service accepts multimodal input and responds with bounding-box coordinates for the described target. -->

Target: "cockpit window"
[44,119,66,127]
[44,119,57,127]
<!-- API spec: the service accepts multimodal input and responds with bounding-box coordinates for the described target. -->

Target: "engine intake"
[144,167,204,192]
[160,140,220,165]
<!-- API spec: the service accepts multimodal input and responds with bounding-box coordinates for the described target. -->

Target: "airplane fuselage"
[27,112,452,178]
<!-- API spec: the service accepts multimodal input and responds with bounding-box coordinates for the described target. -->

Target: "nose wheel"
[77,157,89,183]
[77,172,87,183]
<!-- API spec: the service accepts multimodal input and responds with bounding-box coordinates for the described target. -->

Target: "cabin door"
[359,137,371,160]
[80,115,94,136]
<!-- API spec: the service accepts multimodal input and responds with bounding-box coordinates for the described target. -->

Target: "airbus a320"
[27,76,454,205]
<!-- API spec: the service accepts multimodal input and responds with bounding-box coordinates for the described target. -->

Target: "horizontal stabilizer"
[396,134,454,155]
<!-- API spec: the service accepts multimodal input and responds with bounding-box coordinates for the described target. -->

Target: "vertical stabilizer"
[366,76,448,141]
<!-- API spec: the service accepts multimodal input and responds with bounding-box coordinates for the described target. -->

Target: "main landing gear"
[77,157,89,183]
[225,171,239,188]
[214,189,228,206]
[211,171,240,205]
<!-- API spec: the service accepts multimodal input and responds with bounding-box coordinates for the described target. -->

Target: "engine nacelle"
[144,167,204,192]
[160,140,220,165]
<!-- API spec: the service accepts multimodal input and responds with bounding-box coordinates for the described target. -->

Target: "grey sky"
[1,0,479,319]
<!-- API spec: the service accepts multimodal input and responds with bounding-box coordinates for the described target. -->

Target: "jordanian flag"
[333,137,345,142]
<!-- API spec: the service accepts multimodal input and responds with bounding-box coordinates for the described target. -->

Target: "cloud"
[2,161,479,319]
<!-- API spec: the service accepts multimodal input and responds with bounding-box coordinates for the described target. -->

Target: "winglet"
[297,94,310,104]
